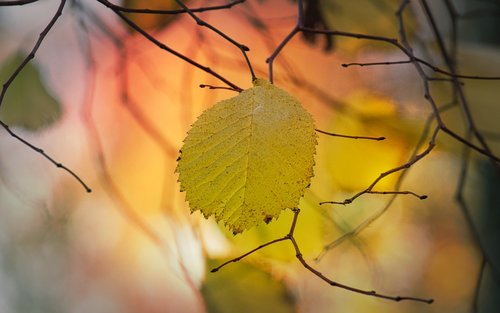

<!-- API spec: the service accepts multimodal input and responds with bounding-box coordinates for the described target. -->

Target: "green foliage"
[176,79,317,234]
[0,53,62,131]
[202,259,296,313]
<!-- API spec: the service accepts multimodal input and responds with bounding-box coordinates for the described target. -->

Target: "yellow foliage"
[177,79,317,234]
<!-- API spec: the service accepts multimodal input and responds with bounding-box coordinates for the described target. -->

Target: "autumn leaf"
[176,78,317,234]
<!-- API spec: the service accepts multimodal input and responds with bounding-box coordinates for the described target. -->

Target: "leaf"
[0,53,62,131]
[176,78,317,234]
[202,259,296,313]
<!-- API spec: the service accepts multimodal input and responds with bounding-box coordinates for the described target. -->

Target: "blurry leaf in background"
[202,259,296,313]
[0,53,62,131]
[176,79,317,234]
[122,0,188,32]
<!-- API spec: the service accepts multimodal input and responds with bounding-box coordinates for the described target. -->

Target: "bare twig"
[96,0,242,92]
[342,60,412,67]
[316,128,385,141]
[316,104,448,260]
[296,28,500,163]
[0,121,92,192]
[265,0,307,83]
[99,0,245,15]
[211,209,433,304]
[199,84,240,92]
[366,190,427,199]
[0,0,64,109]
[321,126,439,206]
[0,0,91,192]
[420,0,499,169]
[472,258,487,313]
[0,0,39,5]
[174,0,255,80]
[320,189,428,205]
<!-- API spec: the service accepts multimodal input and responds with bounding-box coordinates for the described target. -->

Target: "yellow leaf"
[176,79,317,234]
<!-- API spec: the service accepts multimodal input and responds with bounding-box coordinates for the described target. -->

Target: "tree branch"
[211,209,433,303]
[0,0,39,6]
[96,0,243,91]
[173,0,256,81]
[0,0,91,192]
[99,0,245,15]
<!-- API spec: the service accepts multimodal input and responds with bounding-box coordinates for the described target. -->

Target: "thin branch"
[289,236,432,303]
[316,104,448,261]
[416,58,500,81]
[96,0,242,92]
[472,258,487,313]
[302,28,500,81]
[298,25,500,163]
[321,126,439,206]
[99,0,245,15]
[265,0,306,83]
[420,0,499,170]
[199,84,240,92]
[0,0,91,192]
[342,60,412,67]
[441,126,500,163]
[316,128,385,141]
[0,121,92,192]
[320,190,427,205]
[210,237,289,272]
[266,25,299,83]
[342,57,500,80]
[367,190,427,199]
[0,0,64,108]
[455,132,500,279]
[0,0,39,5]
[211,209,433,303]
[173,0,255,81]
[427,77,460,83]
[395,0,411,47]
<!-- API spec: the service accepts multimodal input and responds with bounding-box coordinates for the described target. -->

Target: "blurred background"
[0,0,499,312]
